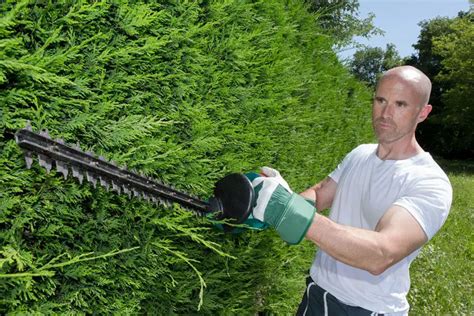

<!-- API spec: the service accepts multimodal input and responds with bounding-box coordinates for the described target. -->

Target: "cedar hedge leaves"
[0,0,372,314]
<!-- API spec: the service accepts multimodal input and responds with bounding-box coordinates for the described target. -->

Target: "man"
[250,66,452,315]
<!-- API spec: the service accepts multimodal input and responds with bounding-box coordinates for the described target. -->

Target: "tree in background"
[308,0,381,48]
[405,17,454,118]
[406,11,473,159]
[349,43,403,87]
[431,11,474,159]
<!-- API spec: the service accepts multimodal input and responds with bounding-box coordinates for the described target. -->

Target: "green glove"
[251,175,316,244]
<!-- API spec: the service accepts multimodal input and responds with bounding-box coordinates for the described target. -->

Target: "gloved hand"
[250,170,316,244]
[260,166,292,192]
[259,167,315,206]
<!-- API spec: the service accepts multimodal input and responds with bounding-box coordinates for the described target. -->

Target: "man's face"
[372,76,430,144]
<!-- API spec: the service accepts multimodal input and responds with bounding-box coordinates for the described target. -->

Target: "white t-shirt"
[310,144,452,314]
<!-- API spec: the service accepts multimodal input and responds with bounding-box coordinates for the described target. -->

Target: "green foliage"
[0,0,372,314]
[409,160,474,314]
[307,0,381,49]
[431,12,474,159]
[406,12,473,159]
[349,43,403,87]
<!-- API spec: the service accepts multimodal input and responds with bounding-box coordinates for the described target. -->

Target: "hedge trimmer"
[14,122,254,228]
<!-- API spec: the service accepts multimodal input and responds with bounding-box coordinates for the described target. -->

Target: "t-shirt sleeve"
[394,176,452,240]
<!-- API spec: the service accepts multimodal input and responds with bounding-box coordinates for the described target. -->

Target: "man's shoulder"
[411,152,447,178]
[411,153,450,182]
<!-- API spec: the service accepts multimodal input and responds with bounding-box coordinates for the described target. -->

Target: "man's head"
[372,66,433,145]
[377,66,432,107]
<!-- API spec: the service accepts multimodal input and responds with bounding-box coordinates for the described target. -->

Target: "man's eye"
[375,97,385,104]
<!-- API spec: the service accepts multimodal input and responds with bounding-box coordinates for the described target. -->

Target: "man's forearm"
[300,177,336,211]
[306,214,392,275]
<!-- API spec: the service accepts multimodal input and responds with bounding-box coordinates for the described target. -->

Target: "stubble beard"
[373,117,416,144]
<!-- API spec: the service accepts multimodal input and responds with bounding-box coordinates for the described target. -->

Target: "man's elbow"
[368,262,392,276]
[367,247,398,275]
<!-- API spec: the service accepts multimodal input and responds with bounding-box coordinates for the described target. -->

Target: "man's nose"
[380,102,394,118]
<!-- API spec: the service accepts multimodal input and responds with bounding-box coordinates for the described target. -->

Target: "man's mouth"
[375,119,394,129]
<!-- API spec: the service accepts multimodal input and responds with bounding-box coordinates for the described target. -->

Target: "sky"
[339,0,471,60]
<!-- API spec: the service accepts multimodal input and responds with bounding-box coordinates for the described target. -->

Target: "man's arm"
[306,205,428,275]
[300,177,337,211]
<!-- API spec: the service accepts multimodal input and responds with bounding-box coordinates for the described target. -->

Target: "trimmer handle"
[208,173,256,229]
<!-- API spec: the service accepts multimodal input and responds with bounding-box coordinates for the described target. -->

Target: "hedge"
[0,0,372,314]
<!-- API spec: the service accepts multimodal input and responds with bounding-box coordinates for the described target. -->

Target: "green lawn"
[408,160,473,315]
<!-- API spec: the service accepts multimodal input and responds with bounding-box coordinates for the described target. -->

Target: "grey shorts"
[296,276,383,316]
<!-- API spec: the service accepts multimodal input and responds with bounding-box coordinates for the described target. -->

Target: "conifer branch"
[0,247,139,279]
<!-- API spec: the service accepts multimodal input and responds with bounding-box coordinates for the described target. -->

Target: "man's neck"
[376,137,424,161]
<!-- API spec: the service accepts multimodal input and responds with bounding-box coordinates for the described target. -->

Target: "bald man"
[251,66,452,315]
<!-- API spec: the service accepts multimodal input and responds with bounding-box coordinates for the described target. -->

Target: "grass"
[408,159,473,315]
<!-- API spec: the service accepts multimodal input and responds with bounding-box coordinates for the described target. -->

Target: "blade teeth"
[123,185,131,197]
[39,129,50,138]
[56,161,69,179]
[24,151,34,169]
[162,199,171,208]
[112,181,121,193]
[16,129,199,210]
[38,154,53,173]
[72,166,84,184]
[99,176,110,191]
[86,171,97,188]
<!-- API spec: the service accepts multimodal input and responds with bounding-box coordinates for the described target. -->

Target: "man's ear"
[417,104,432,123]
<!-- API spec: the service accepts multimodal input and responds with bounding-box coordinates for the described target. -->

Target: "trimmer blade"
[123,185,131,197]
[39,130,50,139]
[38,154,53,173]
[112,181,121,193]
[86,171,97,188]
[25,151,33,169]
[99,176,110,191]
[15,125,212,215]
[72,165,84,184]
[56,161,69,179]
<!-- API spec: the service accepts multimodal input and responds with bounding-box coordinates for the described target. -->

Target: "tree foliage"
[407,12,473,159]
[307,0,381,48]
[349,43,403,87]
[0,0,373,314]
[406,16,454,111]
[431,12,474,158]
